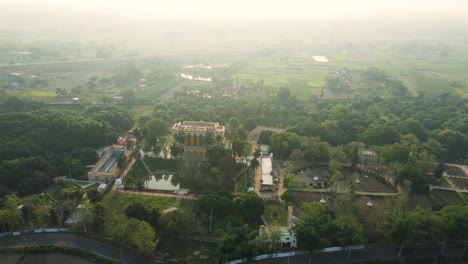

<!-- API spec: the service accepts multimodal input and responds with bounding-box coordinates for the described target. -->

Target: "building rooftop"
[172,121,225,135]
[261,157,273,185]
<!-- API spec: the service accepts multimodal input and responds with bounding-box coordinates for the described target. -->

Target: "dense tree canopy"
[0,97,133,194]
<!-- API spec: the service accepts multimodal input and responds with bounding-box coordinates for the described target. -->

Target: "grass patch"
[263,201,288,227]
[101,190,175,213]
[46,183,82,201]
[308,80,326,87]
[20,91,57,97]
[84,183,100,192]
[235,169,254,192]
[445,165,467,177]
[431,189,465,205]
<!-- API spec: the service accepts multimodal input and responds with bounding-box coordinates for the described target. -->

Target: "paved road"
[0,233,149,264]
[254,242,468,264]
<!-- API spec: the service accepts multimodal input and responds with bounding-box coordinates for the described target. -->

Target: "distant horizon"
[2,0,468,22]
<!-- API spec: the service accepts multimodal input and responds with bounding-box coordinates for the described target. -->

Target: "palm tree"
[136,178,144,199]
[175,131,185,144]
[249,148,261,170]
[204,131,215,145]
[124,174,136,200]
[126,139,134,150]
[117,153,127,175]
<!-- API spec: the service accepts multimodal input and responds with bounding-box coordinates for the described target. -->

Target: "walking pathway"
[113,188,198,200]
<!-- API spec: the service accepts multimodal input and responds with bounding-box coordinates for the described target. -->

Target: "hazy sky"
[3,0,468,21]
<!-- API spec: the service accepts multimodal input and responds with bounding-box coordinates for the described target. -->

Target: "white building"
[259,225,297,249]
[261,157,274,191]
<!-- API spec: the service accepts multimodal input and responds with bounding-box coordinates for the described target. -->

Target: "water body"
[98,151,122,173]
[313,56,329,62]
[183,64,213,69]
[145,174,180,191]
[178,73,212,82]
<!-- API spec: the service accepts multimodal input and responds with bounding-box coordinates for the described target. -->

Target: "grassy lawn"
[46,183,82,201]
[445,165,467,177]
[101,191,175,213]
[178,199,196,214]
[292,190,334,204]
[18,91,57,101]
[263,201,288,227]
[235,169,255,192]
[72,181,91,186]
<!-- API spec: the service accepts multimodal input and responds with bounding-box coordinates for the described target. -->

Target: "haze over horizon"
[1,0,467,57]
[2,0,468,22]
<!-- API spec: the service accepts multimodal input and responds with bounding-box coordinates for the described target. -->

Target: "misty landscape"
[0,0,468,263]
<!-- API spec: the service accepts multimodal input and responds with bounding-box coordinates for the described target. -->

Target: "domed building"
[115,178,123,189]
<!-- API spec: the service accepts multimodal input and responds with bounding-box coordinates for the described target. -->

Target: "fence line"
[0,228,75,238]
[430,185,468,193]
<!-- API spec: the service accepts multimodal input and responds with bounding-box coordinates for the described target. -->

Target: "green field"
[236,42,468,98]
[237,58,332,99]
[20,91,57,97]
[263,201,288,227]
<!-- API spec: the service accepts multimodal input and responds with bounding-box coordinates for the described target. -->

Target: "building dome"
[115,178,123,187]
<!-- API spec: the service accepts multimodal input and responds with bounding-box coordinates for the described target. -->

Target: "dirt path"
[254,165,262,196]
[354,191,400,197]
[446,175,468,179]
[277,173,286,199]
[444,177,457,189]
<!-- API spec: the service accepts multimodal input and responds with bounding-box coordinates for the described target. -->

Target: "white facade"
[261,157,273,189]
[259,225,297,249]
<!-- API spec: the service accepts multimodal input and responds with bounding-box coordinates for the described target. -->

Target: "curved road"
[0,233,149,264]
[254,241,468,264]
